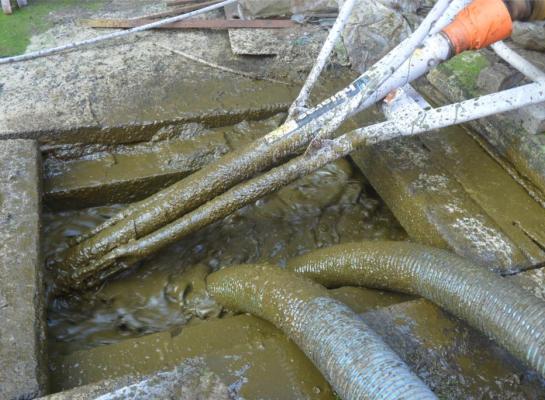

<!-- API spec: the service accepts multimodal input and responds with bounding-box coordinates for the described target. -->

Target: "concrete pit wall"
[0,140,47,399]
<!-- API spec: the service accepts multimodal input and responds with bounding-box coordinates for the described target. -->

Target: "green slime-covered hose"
[207,265,437,400]
[286,241,545,378]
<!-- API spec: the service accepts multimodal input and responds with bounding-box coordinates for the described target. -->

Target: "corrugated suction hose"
[286,241,545,378]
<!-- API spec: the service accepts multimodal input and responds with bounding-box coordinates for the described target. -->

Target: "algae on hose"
[286,241,545,378]
[50,97,342,284]
[48,107,386,291]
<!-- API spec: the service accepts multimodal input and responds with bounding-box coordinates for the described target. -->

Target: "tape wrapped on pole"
[442,0,513,54]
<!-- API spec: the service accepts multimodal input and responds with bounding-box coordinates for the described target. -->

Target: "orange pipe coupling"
[442,0,513,54]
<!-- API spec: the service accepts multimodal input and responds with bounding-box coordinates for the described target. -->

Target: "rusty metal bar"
[83,18,296,30]
[164,0,222,13]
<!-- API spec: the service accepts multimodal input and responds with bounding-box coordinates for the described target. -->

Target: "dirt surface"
[0,0,334,143]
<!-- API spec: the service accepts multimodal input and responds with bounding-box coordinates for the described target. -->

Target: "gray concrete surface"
[0,28,299,144]
[0,2,319,144]
[0,140,46,399]
[351,135,532,271]
[39,359,231,400]
[426,48,545,198]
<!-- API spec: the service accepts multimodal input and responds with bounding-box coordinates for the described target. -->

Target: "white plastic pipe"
[353,0,473,111]
[0,0,237,65]
[287,0,357,120]
[96,81,545,272]
[63,0,454,254]
[345,0,467,116]
[491,41,545,82]
[307,0,453,142]
[357,81,545,146]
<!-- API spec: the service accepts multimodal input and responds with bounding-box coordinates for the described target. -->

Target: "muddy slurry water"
[39,102,545,400]
[43,114,406,358]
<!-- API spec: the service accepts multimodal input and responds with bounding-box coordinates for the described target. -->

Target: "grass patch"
[438,51,489,96]
[0,0,104,56]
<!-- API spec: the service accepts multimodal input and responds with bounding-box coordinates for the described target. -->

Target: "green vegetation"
[438,51,489,96]
[0,0,103,56]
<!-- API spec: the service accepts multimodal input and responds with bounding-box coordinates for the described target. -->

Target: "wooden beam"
[82,18,297,30]
[167,0,216,7]
[128,1,223,20]
[165,0,222,12]
[166,0,207,6]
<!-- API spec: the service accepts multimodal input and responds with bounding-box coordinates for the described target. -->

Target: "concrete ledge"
[42,113,287,210]
[50,315,332,398]
[351,136,531,271]
[0,21,330,145]
[43,127,231,210]
[0,103,290,145]
[0,140,47,399]
[39,359,230,400]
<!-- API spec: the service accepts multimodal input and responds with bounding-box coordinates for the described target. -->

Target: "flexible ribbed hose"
[286,241,545,378]
[207,265,437,400]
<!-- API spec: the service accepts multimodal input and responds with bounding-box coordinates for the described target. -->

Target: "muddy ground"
[1,1,545,399]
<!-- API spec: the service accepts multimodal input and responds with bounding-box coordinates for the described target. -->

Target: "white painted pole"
[0,0,237,65]
[309,0,452,143]
[287,0,357,120]
[357,81,545,146]
[69,0,454,244]
[357,33,452,112]
[98,81,545,268]
[491,41,545,82]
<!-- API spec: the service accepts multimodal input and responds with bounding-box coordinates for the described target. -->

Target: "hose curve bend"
[286,241,545,378]
[207,265,437,400]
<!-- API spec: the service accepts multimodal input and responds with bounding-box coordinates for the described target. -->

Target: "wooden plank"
[83,18,296,30]
[167,0,203,5]
[165,0,222,12]
[167,0,208,6]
